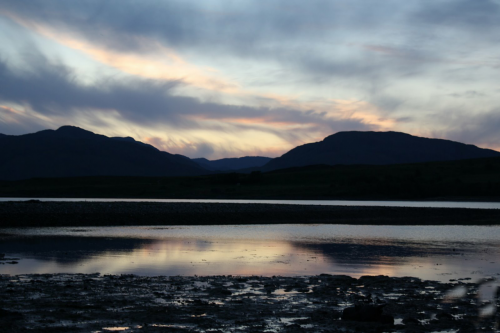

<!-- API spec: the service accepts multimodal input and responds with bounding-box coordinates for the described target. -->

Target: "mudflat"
[1,273,497,332]
[1,201,500,227]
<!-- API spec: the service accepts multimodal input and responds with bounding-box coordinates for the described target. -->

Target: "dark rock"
[327,275,358,285]
[436,311,454,320]
[264,283,277,294]
[379,314,394,325]
[403,317,420,325]
[341,304,394,324]
[358,275,392,286]
[283,323,306,332]
[0,309,23,319]
[310,309,340,322]
[0,309,23,332]
[208,287,232,296]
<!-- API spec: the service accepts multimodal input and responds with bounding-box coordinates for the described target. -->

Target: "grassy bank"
[1,157,500,201]
[1,201,499,227]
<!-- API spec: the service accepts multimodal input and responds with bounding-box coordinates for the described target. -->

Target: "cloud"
[416,0,500,32]
[2,1,499,157]
[144,136,215,159]
[0,51,379,158]
[448,90,486,99]
[431,109,500,151]
[0,104,54,135]
[0,1,436,83]
[1,1,365,52]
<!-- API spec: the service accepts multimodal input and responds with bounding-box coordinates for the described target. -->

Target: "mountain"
[192,156,272,171]
[0,126,208,180]
[262,131,500,171]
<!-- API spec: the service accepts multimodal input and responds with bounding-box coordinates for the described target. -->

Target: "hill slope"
[0,126,207,180]
[262,131,500,171]
[193,156,272,171]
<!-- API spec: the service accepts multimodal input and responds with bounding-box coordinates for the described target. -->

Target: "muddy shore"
[1,201,500,227]
[0,273,497,332]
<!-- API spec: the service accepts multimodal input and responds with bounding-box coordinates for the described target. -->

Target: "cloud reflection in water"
[1,225,499,282]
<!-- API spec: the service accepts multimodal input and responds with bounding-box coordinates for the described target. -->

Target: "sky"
[1,0,499,159]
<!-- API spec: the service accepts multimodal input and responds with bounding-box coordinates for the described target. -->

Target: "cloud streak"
[0,51,379,158]
[0,0,499,157]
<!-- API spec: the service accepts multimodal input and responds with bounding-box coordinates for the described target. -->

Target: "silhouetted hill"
[262,131,500,171]
[193,156,272,171]
[0,126,208,180]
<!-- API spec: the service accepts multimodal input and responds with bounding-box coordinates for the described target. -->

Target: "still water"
[1,197,500,209]
[1,225,499,282]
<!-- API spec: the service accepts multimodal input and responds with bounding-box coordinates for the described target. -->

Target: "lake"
[2,224,499,283]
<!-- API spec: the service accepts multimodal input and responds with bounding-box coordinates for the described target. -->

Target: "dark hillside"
[193,156,272,171]
[0,126,207,180]
[262,131,500,171]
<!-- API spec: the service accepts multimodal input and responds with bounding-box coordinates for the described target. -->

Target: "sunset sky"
[1,0,499,159]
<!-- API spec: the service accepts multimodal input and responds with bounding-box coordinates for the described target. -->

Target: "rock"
[329,275,357,283]
[264,283,277,294]
[358,275,392,286]
[0,308,24,329]
[283,323,306,332]
[436,311,454,320]
[208,287,232,296]
[403,317,420,325]
[0,309,23,319]
[341,304,394,324]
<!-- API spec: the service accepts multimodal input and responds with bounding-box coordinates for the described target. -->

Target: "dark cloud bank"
[2,0,500,153]
[0,52,371,142]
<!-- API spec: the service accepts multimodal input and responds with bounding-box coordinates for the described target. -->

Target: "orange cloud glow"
[0,105,23,119]
[185,114,312,128]
[0,11,409,160]
[3,11,242,95]
[0,104,54,126]
[4,11,398,130]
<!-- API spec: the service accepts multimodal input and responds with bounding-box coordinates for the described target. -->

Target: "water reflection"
[1,225,499,282]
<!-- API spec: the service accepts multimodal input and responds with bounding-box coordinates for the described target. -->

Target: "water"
[1,197,500,209]
[2,225,499,282]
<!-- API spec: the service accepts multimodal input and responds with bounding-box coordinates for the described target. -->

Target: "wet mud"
[0,273,498,332]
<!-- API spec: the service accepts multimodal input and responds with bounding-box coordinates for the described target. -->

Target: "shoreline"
[1,201,500,227]
[0,273,495,332]
[2,196,500,203]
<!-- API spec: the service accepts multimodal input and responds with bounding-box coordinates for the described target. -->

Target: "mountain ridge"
[0,126,208,180]
[261,131,500,171]
[1,127,499,180]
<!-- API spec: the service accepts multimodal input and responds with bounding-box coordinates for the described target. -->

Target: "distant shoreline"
[2,196,500,202]
[1,201,499,228]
